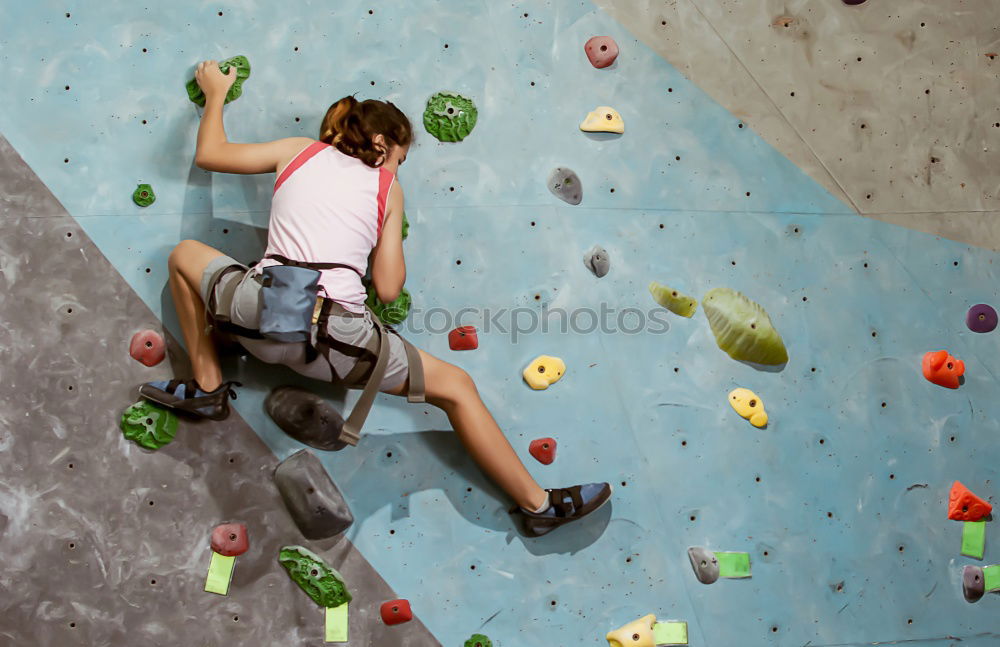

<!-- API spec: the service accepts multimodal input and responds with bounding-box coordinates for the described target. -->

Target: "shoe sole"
[524,484,614,538]
[138,385,230,421]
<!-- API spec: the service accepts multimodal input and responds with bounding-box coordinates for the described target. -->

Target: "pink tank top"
[258,141,395,313]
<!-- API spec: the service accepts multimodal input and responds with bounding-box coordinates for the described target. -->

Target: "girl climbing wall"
[138,60,611,537]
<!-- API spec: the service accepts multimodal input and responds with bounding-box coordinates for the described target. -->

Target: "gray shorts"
[200,255,410,392]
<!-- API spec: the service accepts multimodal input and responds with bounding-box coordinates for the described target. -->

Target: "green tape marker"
[714,551,752,578]
[325,603,348,642]
[984,565,1000,592]
[204,551,236,595]
[962,521,986,560]
[653,621,688,645]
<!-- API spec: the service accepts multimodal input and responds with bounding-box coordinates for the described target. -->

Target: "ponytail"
[319,96,413,168]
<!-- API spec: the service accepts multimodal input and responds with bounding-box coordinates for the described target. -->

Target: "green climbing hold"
[366,284,412,325]
[278,545,352,608]
[464,634,493,647]
[132,183,155,207]
[401,210,409,240]
[423,91,478,142]
[649,281,697,317]
[120,400,178,450]
[186,55,251,108]
[702,288,788,366]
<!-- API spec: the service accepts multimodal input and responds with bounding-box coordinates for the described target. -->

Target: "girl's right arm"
[193,59,313,174]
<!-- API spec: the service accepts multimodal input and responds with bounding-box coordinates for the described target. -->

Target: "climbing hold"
[948,481,993,521]
[380,599,413,625]
[129,329,166,367]
[649,282,697,318]
[966,304,997,333]
[842,0,867,5]
[401,210,409,240]
[278,544,351,608]
[120,400,178,450]
[186,55,251,107]
[366,284,411,325]
[702,288,788,366]
[547,167,583,205]
[528,438,557,465]
[583,245,611,278]
[464,634,493,647]
[584,36,619,69]
[265,386,348,451]
[274,450,354,540]
[523,355,566,390]
[964,565,985,603]
[211,523,249,557]
[728,388,768,428]
[423,91,478,142]
[687,546,720,584]
[580,106,625,134]
[132,183,156,208]
[448,325,478,351]
[606,614,656,647]
[922,350,965,389]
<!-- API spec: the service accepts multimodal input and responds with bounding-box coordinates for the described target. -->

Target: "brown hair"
[319,96,412,168]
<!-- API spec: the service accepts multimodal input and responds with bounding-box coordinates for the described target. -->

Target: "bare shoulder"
[275,137,320,172]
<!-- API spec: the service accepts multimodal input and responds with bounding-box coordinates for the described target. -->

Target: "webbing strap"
[265,253,363,275]
[398,335,425,403]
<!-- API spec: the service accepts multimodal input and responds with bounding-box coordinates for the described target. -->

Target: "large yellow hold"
[606,614,656,647]
[523,355,566,390]
[580,106,625,134]
[728,388,768,428]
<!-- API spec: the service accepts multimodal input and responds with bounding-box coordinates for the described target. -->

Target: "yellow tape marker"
[325,602,349,643]
[204,551,236,595]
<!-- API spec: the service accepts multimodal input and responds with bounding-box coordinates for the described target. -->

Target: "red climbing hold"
[129,329,166,367]
[210,522,249,557]
[380,599,412,625]
[584,36,619,69]
[448,326,478,351]
[949,481,992,521]
[529,438,557,465]
[922,350,964,389]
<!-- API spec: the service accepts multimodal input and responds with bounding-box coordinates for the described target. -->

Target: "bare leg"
[167,239,226,391]
[386,349,548,511]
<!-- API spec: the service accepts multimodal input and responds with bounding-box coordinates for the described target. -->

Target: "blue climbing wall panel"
[2,1,999,645]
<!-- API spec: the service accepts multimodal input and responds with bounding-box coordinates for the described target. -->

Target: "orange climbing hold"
[922,350,964,389]
[949,481,992,521]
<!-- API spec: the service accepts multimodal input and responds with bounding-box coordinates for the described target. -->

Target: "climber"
[138,60,611,537]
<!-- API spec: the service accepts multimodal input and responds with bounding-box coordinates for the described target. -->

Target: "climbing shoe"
[138,379,240,421]
[514,482,613,537]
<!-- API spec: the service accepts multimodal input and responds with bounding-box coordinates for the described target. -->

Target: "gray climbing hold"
[548,167,582,205]
[265,386,348,451]
[964,565,985,603]
[274,450,354,540]
[583,245,610,278]
[687,546,720,584]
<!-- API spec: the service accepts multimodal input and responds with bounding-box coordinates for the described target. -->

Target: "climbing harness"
[204,254,425,445]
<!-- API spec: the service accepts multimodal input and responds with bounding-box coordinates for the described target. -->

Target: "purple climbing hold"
[584,36,619,69]
[966,304,998,333]
[842,0,868,4]
[964,565,985,603]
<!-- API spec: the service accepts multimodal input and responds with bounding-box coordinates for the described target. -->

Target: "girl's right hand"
[195,60,237,103]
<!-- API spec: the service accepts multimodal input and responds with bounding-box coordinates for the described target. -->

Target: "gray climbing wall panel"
[0,135,439,646]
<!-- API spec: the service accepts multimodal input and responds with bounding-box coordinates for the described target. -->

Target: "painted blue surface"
[2,1,999,645]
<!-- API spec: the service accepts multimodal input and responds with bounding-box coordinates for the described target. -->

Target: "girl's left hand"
[195,60,237,102]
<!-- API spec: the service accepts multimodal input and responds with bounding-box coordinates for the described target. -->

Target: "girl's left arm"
[369,182,407,303]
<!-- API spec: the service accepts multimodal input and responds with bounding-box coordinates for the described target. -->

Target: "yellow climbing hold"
[649,281,697,318]
[523,355,566,390]
[728,388,768,428]
[606,614,656,647]
[580,106,625,134]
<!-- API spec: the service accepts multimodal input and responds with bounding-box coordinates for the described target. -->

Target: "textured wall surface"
[2,1,1000,646]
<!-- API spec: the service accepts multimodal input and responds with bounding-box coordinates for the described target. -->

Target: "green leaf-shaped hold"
[423,91,478,142]
[132,183,156,207]
[186,55,251,108]
[366,284,411,325]
[278,545,352,608]
[649,281,697,317]
[464,634,493,647]
[702,288,788,365]
[120,400,178,450]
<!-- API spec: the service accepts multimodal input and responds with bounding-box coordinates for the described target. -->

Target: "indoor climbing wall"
[2,1,1000,646]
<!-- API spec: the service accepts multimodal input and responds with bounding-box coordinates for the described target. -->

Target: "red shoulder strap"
[273,141,330,194]
[376,167,395,238]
